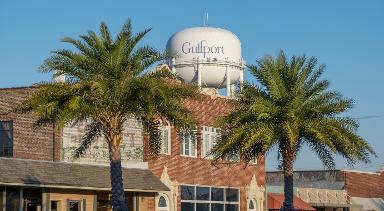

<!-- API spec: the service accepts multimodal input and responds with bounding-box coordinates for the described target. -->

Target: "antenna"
[203,12,209,26]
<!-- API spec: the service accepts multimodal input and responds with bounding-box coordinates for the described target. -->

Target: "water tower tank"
[166,27,244,93]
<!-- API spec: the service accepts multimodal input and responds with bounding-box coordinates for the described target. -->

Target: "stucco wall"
[62,117,144,163]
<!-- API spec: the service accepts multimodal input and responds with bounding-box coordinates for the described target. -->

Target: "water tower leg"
[197,65,202,89]
[231,84,236,96]
[239,69,244,90]
[226,67,231,97]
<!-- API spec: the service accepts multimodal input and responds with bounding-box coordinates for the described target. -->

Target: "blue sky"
[1,0,383,171]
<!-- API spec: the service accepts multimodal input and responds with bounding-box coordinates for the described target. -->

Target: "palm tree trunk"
[282,152,295,211]
[109,143,128,211]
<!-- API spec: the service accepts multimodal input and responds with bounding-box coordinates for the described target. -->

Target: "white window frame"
[180,184,240,211]
[201,126,220,159]
[159,121,171,155]
[157,193,170,211]
[180,130,197,157]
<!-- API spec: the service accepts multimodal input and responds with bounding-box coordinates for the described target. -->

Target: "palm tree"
[212,51,376,211]
[19,20,199,210]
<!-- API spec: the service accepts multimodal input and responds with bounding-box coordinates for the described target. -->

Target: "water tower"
[166,27,245,97]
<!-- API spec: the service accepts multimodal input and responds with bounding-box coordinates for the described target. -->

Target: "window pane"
[158,196,167,207]
[181,202,194,211]
[69,201,80,211]
[184,134,190,155]
[6,187,20,211]
[181,186,195,200]
[196,203,209,211]
[211,203,224,211]
[211,188,224,201]
[226,188,239,202]
[180,136,185,155]
[0,121,13,157]
[196,186,210,200]
[249,200,255,209]
[225,204,238,211]
[162,128,169,154]
[191,135,195,156]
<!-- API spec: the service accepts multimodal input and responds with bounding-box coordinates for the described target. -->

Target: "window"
[6,187,20,211]
[51,200,63,211]
[248,199,257,211]
[180,185,239,211]
[0,120,13,157]
[157,194,170,211]
[180,130,196,157]
[67,200,82,211]
[201,126,220,158]
[159,122,171,155]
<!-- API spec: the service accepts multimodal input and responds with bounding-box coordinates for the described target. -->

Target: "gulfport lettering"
[181,40,224,58]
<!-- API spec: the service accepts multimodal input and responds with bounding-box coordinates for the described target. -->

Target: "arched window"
[248,199,257,211]
[157,194,170,211]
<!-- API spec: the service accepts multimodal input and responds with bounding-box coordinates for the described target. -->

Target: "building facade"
[0,84,266,211]
[0,25,266,211]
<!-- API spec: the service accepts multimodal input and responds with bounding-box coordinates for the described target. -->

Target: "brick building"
[266,169,384,211]
[0,25,267,211]
[0,84,266,211]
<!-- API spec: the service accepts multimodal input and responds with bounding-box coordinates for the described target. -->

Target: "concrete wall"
[266,170,345,190]
[62,117,144,163]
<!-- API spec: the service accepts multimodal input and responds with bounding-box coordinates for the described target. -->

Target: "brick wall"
[343,170,384,198]
[145,95,266,211]
[0,87,61,161]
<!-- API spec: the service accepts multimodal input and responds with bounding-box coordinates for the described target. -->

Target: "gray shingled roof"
[0,158,168,192]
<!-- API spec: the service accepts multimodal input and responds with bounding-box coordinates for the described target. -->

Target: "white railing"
[296,187,351,205]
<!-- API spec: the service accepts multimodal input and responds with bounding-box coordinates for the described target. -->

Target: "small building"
[266,169,384,211]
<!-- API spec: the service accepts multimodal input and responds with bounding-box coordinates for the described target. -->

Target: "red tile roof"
[267,193,315,211]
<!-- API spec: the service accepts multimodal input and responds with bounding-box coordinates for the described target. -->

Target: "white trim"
[159,122,171,155]
[180,184,240,211]
[180,131,197,157]
[156,193,171,211]
[200,126,220,159]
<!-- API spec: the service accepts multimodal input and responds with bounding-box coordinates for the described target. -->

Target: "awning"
[0,157,169,192]
[268,193,316,211]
